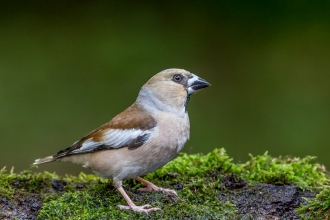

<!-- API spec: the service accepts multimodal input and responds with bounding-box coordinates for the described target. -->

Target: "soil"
[0,193,42,220]
[218,174,315,219]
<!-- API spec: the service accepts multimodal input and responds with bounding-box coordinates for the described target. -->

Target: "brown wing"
[53,103,157,158]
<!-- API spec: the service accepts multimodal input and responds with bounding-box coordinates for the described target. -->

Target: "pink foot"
[138,185,156,192]
[135,176,178,196]
[160,188,178,196]
[118,204,161,213]
[138,186,177,196]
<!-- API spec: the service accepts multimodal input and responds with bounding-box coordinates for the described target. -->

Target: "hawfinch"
[32,68,210,213]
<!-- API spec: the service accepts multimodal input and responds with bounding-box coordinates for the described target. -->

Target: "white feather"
[103,129,152,147]
[72,128,154,153]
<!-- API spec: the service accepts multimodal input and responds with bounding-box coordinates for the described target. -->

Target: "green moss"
[297,186,330,219]
[232,152,330,189]
[1,167,58,194]
[0,167,15,198]
[37,184,236,219]
[147,148,233,179]
[148,149,329,189]
[1,148,329,219]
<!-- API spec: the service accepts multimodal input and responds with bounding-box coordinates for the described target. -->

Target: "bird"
[31,68,210,213]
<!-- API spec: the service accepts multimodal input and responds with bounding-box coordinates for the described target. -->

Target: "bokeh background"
[1,1,329,175]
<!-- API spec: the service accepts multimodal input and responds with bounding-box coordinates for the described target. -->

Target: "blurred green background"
[1,1,329,176]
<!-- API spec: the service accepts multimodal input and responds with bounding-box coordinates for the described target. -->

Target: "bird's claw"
[118,204,161,213]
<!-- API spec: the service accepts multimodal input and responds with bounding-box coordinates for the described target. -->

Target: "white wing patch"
[72,128,153,153]
[103,129,148,146]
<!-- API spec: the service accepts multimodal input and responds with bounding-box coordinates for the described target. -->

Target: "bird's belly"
[76,113,190,180]
[81,145,178,180]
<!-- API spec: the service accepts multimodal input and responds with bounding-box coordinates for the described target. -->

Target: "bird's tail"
[30,156,55,166]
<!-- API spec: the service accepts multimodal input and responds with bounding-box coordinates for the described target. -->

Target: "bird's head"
[137,68,210,115]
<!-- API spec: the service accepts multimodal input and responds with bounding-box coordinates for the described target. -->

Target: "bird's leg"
[135,176,177,196]
[115,178,160,213]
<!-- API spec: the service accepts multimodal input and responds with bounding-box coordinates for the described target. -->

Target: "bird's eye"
[173,74,183,82]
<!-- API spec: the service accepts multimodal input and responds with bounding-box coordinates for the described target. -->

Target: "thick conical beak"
[187,74,211,95]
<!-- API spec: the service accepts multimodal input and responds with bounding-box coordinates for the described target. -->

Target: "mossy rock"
[1,148,329,219]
